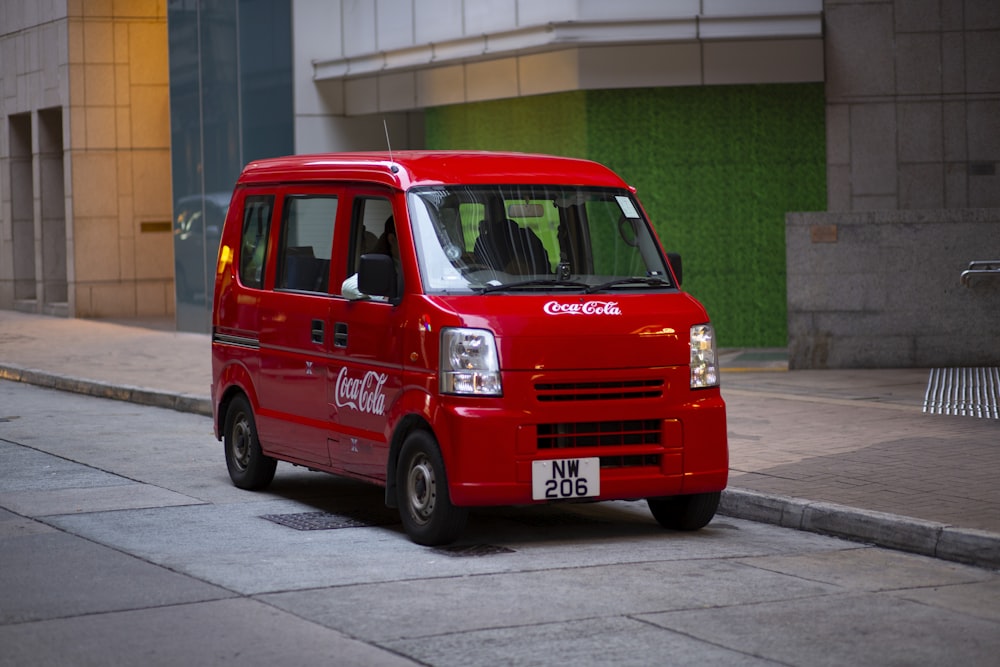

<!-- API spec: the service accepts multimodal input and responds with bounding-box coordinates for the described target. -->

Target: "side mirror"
[358,253,398,300]
[667,252,683,287]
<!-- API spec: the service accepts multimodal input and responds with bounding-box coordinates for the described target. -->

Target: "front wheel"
[647,491,721,531]
[224,395,277,490]
[396,430,468,546]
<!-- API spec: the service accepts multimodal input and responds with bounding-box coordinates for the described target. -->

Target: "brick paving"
[723,369,1000,534]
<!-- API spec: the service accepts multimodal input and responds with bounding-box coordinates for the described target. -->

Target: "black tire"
[647,491,721,531]
[224,395,277,490]
[396,430,468,546]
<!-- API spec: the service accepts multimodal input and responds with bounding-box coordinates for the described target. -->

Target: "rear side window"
[277,196,338,292]
[239,195,274,289]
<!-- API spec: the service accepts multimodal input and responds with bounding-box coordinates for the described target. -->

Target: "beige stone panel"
[134,229,173,280]
[83,20,114,63]
[116,105,132,148]
[82,0,113,19]
[114,0,165,19]
[131,148,172,217]
[71,152,118,217]
[84,62,115,104]
[128,22,168,85]
[67,18,84,63]
[73,216,120,282]
[119,231,136,278]
[345,77,379,116]
[115,63,130,105]
[129,84,170,149]
[465,58,519,103]
[116,151,133,197]
[518,50,580,97]
[69,62,85,106]
[73,283,94,315]
[416,65,465,108]
[67,0,84,18]
[88,281,137,317]
[118,194,135,240]
[68,106,87,151]
[377,72,416,112]
[114,21,129,64]
[135,279,170,317]
[85,105,116,149]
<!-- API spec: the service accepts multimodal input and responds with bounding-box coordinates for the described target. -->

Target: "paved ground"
[0,309,997,569]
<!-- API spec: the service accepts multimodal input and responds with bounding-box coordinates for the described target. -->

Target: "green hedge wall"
[424,84,826,347]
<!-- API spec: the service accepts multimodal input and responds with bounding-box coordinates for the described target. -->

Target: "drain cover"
[433,544,515,557]
[924,367,1000,419]
[260,510,398,530]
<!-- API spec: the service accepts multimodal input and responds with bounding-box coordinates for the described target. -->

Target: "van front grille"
[537,419,662,449]
[600,454,661,469]
[535,379,663,402]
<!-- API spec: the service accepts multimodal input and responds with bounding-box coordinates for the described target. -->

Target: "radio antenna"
[383,119,394,162]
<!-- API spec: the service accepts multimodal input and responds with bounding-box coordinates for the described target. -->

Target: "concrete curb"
[720,488,1000,571]
[3,363,997,570]
[0,364,212,417]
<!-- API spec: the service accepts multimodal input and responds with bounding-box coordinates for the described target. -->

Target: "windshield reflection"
[407,186,673,295]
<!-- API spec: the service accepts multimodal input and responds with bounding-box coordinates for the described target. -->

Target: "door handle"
[311,319,324,344]
[334,322,348,348]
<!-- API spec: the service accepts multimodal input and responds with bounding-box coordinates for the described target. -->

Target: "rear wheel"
[224,395,276,490]
[396,430,468,546]
[647,491,721,531]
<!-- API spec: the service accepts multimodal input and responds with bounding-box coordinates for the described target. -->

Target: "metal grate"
[433,544,515,557]
[923,367,1000,419]
[537,419,661,449]
[599,454,661,469]
[260,510,399,531]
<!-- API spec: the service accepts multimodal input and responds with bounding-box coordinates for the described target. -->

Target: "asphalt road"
[2,381,999,666]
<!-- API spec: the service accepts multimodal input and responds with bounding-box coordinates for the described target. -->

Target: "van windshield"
[407,186,674,295]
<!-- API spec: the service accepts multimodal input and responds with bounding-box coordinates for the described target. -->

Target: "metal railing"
[960,260,1000,287]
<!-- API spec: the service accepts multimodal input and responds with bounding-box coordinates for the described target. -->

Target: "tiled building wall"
[825,0,1000,210]
[787,209,1000,368]
[66,1,174,318]
[0,0,174,318]
[788,0,1000,368]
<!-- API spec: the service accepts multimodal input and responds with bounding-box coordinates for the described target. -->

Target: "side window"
[347,197,395,276]
[277,196,338,292]
[239,195,274,289]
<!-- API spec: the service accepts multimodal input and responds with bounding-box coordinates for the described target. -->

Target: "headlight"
[440,327,502,396]
[690,323,719,389]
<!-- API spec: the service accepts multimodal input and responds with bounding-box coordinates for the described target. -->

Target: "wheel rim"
[405,453,436,525]
[230,412,252,472]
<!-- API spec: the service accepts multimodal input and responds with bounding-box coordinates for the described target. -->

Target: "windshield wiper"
[476,279,590,294]
[583,276,671,294]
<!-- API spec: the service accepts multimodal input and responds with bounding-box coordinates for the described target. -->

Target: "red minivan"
[211,151,727,545]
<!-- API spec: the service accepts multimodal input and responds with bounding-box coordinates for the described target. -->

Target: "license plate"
[531,457,600,500]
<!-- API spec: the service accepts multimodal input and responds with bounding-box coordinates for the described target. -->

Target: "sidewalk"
[1,310,997,569]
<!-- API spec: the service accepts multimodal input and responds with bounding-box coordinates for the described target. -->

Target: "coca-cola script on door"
[334,367,388,415]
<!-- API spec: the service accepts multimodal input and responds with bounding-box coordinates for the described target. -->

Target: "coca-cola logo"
[543,300,622,316]
[334,367,388,415]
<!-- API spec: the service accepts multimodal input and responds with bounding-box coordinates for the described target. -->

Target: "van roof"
[236,151,630,190]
